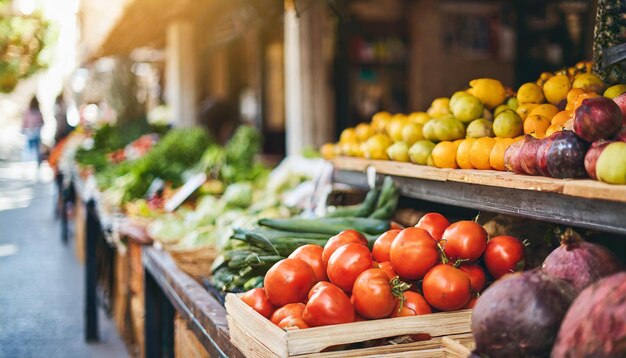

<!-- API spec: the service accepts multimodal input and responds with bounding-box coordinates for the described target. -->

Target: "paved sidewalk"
[0,161,128,358]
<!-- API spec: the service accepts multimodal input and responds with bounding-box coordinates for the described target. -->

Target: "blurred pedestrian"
[22,96,44,165]
[53,95,73,143]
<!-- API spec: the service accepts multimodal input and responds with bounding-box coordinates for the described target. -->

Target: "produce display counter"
[143,246,244,358]
[332,157,626,235]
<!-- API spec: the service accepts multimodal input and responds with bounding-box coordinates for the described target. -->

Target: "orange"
[566,88,586,104]
[470,137,497,170]
[529,104,559,121]
[489,138,515,171]
[355,123,374,142]
[514,135,525,142]
[516,103,539,121]
[453,139,464,149]
[551,110,573,126]
[545,124,563,137]
[372,111,392,133]
[524,115,551,138]
[320,143,338,160]
[456,139,476,169]
[572,92,600,111]
[431,141,459,169]
[340,128,358,143]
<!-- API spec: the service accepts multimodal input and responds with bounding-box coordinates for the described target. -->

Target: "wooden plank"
[331,157,626,203]
[442,335,473,358]
[175,313,210,358]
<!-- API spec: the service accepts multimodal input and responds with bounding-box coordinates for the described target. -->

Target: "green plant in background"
[593,0,626,85]
[0,2,54,92]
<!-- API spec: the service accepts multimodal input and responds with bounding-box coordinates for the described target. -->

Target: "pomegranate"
[518,135,542,176]
[552,272,626,358]
[584,140,613,180]
[536,131,566,177]
[612,92,626,124]
[546,130,589,178]
[504,140,524,174]
[542,228,623,294]
[573,97,622,142]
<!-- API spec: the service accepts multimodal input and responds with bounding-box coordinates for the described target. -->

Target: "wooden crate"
[226,293,472,357]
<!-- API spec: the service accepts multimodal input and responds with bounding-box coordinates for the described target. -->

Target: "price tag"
[145,178,165,198]
[164,172,207,212]
[366,166,377,189]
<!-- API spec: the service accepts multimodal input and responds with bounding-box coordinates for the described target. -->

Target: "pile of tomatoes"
[240,212,526,330]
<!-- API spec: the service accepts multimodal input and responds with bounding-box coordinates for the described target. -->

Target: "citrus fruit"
[387,142,410,162]
[572,73,604,93]
[604,84,626,99]
[355,123,374,142]
[434,117,465,141]
[372,111,392,133]
[427,98,452,118]
[469,137,496,170]
[506,97,519,110]
[517,82,545,104]
[451,92,484,123]
[493,110,523,138]
[566,88,586,104]
[340,128,358,143]
[572,92,600,111]
[542,74,571,105]
[422,119,438,142]
[516,103,539,120]
[489,138,515,171]
[387,116,409,141]
[529,104,559,121]
[551,110,573,126]
[431,141,459,169]
[494,104,510,117]
[363,133,392,160]
[401,122,424,146]
[426,154,435,167]
[523,114,551,138]
[450,91,471,109]
[467,78,507,109]
[466,118,494,138]
[545,124,563,137]
[456,139,476,169]
[409,140,436,165]
[320,143,338,160]
[408,112,431,125]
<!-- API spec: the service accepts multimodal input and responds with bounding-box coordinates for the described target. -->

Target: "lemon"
[372,111,392,133]
[467,78,507,109]
[450,91,471,109]
[340,128,358,143]
[409,140,436,165]
[426,154,436,167]
[387,117,409,142]
[466,118,494,138]
[427,98,452,118]
[422,119,438,142]
[320,143,337,160]
[494,104,510,117]
[355,123,374,142]
[434,117,466,141]
[517,82,545,104]
[408,112,431,125]
[386,142,410,162]
[451,92,484,123]
[401,122,424,146]
[572,73,604,94]
[363,133,392,160]
[529,104,559,121]
[493,110,523,138]
[506,97,519,110]
[543,75,572,105]
[604,84,626,99]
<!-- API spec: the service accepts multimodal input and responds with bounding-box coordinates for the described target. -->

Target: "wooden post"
[284,0,334,155]
[166,21,198,127]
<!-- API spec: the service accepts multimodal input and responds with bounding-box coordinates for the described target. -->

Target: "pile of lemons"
[321,61,626,171]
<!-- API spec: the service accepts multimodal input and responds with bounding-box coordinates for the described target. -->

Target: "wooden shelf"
[332,157,626,235]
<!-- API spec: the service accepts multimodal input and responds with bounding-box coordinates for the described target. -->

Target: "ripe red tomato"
[422,264,472,311]
[289,244,327,282]
[327,243,373,292]
[372,229,401,263]
[389,227,438,280]
[270,303,306,325]
[391,291,432,317]
[459,264,487,292]
[351,268,396,319]
[377,261,397,280]
[302,282,354,326]
[278,315,309,329]
[322,230,367,267]
[264,258,316,306]
[484,235,525,279]
[415,213,450,242]
[463,295,478,309]
[441,221,487,262]
[241,288,275,318]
